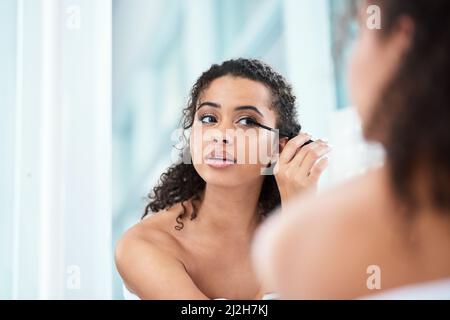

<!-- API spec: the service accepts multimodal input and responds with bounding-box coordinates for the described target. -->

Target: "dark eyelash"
[237,116,258,126]
[197,114,262,129]
[198,113,215,119]
[198,114,217,124]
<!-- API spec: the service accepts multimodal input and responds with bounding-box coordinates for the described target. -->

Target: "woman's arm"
[115,234,209,300]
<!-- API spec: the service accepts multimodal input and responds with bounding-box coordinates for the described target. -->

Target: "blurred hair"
[363,0,450,212]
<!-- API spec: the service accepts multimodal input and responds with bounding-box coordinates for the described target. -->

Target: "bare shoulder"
[281,165,396,235]
[115,203,207,299]
[116,204,184,256]
[256,166,404,299]
[115,204,182,278]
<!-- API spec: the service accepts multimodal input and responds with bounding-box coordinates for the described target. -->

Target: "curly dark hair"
[142,58,302,229]
[363,0,450,212]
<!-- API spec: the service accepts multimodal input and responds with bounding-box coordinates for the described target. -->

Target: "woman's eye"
[199,115,217,124]
[237,117,257,127]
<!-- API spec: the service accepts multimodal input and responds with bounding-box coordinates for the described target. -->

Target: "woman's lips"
[204,157,236,168]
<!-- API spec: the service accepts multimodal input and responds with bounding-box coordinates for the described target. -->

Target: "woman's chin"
[198,169,245,188]
[194,162,265,188]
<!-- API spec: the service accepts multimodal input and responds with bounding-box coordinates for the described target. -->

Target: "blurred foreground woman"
[252,0,450,299]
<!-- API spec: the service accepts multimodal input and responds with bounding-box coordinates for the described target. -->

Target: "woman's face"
[190,75,279,188]
[348,4,412,133]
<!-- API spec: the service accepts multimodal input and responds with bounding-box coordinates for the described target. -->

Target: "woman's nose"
[213,134,231,144]
[211,129,234,145]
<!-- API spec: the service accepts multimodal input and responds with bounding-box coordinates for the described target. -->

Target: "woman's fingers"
[307,156,329,183]
[287,140,329,170]
[275,136,331,202]
[278,133,312,165]
[295,141,331,179]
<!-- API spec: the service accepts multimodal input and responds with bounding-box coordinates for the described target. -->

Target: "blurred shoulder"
[257,166,400,298]
[281,165,394,232]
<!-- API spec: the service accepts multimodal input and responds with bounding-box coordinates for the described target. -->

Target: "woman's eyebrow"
[197,101,221,111]
[235,105,264,118]
[197,101,264,118]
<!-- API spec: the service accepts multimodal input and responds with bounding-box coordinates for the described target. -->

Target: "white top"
[122,284,279,300]
[360,278,450,300]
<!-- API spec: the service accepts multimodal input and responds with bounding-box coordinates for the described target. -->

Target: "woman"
[252,0,450,299]
[115,59,331,299]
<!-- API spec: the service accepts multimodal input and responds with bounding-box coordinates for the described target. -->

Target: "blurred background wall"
[0,0,383,300]
[0,0,112,299]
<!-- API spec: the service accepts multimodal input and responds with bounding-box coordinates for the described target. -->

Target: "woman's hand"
[274,133,331,206]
